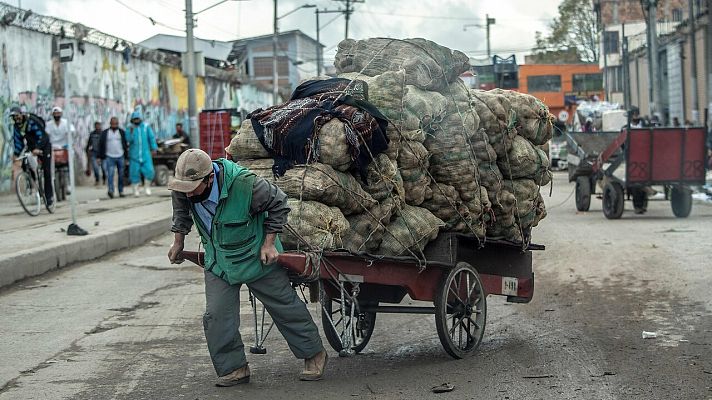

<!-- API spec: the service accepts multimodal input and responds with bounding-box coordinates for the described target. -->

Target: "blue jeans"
[89,153,105,182]
[104,157,125,194]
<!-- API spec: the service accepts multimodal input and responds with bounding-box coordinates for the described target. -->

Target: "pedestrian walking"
[45,106,75,151]
[85,121,106,186]
[126,111,158,196]
[99,117,128,198]
[167,149,327,386]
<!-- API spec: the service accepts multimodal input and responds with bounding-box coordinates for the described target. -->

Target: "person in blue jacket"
[126,111,158,196]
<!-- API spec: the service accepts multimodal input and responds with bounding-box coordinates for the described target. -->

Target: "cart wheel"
[435,262,487,359]
[602,182,624,219]
[154,165,170,186]
[670,186,692,218]
[321,293,376,354]
[575,176,591,211]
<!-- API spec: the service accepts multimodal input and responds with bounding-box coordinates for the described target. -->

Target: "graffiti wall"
[0,25,237,192]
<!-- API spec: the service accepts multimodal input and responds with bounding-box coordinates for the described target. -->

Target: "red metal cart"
[183,233,542,359]
[568,127,707,218]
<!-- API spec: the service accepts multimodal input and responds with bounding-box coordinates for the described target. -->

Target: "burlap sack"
[335,38,470,92]
[237,159,376,214]
[379,204,445,256]
[317,119,352,172]
[342,197,399,252]
[489,89,555,145]
[226,120,270,160]
[282,200,349,250]
[498,135,552,186]
[359,153,405,202]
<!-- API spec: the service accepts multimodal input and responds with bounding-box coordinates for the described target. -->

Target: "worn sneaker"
[299,349,328,381]
[145,186,152,196]
[215,364,250,387]
[119,192,126,198]
[107,191,114,199]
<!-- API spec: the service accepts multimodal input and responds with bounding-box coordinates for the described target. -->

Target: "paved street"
[0,172,711,400]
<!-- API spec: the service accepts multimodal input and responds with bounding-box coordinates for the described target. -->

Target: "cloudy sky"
[15,0,561,66]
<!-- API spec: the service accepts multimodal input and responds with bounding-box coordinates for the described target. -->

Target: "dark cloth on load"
[248,78,389,181]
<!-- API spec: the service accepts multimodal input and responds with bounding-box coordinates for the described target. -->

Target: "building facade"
[229,30,322,100]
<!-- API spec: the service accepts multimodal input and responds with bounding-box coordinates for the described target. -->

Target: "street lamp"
[464,14,495,59]
[273,2,316,104]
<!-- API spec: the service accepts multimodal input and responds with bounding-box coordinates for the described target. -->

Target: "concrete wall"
[0,25,237,192]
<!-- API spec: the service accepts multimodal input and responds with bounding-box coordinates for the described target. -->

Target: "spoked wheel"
[39,172,55,214]
[321,290,376,355]
[154,165,170,186]
[602,182,624,219]
[575,176,591,211]
[670,186,692,218]
[15,171,41,216]
[435,262,487,359]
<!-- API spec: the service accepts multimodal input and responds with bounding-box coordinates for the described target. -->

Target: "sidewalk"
[0,185,174,288]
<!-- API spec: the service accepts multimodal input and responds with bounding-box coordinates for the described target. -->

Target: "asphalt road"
[1,172,710,400]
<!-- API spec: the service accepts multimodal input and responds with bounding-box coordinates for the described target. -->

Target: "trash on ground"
[642,331,657,339]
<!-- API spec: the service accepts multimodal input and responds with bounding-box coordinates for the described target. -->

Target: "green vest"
[192,159,283,285]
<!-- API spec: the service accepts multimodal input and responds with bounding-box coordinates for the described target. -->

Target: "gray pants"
[203,266,323,377]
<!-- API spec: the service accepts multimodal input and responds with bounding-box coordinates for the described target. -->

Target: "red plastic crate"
[199,111,232,160]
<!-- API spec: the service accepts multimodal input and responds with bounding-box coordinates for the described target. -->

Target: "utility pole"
[315,8,342,76]
[689,0,699,124]
[707,0,712,129]
[485,14,495,59]
[647,0,660,119]
[185,0,199,148]
[273,0,279,104]
[623,22,628,106]
[332,0,363,40]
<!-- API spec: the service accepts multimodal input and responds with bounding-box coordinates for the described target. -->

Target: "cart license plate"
[502,277,518,296]
[338,273,364,283]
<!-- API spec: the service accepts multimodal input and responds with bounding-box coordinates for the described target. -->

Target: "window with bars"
[604,31,619,54]
[672,8,683,22]
[252,56,289,77]
[527,75,562,92]
[573,73,603,91]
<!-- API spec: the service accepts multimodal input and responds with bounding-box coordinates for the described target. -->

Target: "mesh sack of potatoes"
[401,86,449,133]
[502,179,547,230]
[334,38,470,92]
[379,204,445,256]
[281,200,349,250]
[226,120,270,160]
[338,70,407,122]
[316,119,352,172]
[497,135,552,186]
[237,159,376,214]
[489,89,555,146]
[422,182,472,232]
[470,90,517,156]
[486,190,522,243]
[357,153,405,202]
[401,168,432,206]
[342,197,400,252]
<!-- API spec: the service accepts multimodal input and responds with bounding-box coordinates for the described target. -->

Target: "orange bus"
[517,63,604,124]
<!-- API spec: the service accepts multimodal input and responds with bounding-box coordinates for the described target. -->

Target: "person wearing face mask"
[45,106,75,150]
[167,149,327,386]
[125,110,158,196]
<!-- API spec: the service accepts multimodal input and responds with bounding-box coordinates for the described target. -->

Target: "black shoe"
[46,199,54,208]
[108,192,114,199]
[119,192,125,198]
[67,223,88,236]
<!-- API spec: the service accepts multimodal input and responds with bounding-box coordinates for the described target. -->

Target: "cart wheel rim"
[435,262,486,358]
[321,292,376,354]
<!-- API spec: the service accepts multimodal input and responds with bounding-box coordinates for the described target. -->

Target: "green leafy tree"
[532,0,599,63]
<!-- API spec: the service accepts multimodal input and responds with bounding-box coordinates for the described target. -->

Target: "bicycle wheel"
[38,170,56,214]
[15,171,41,216]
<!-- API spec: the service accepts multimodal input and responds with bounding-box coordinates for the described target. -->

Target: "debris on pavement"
[642,331,658,339]
[522,374,555,379]
[431,383,455,393]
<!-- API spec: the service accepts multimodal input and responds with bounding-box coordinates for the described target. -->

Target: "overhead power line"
[113,0,184,32]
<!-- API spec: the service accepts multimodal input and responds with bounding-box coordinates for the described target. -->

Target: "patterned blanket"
[248,78,389,181]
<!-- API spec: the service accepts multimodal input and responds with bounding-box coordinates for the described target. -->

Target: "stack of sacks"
[227,37,553,254]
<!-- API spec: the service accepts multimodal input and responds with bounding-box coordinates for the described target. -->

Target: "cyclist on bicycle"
[11,106,54,207]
